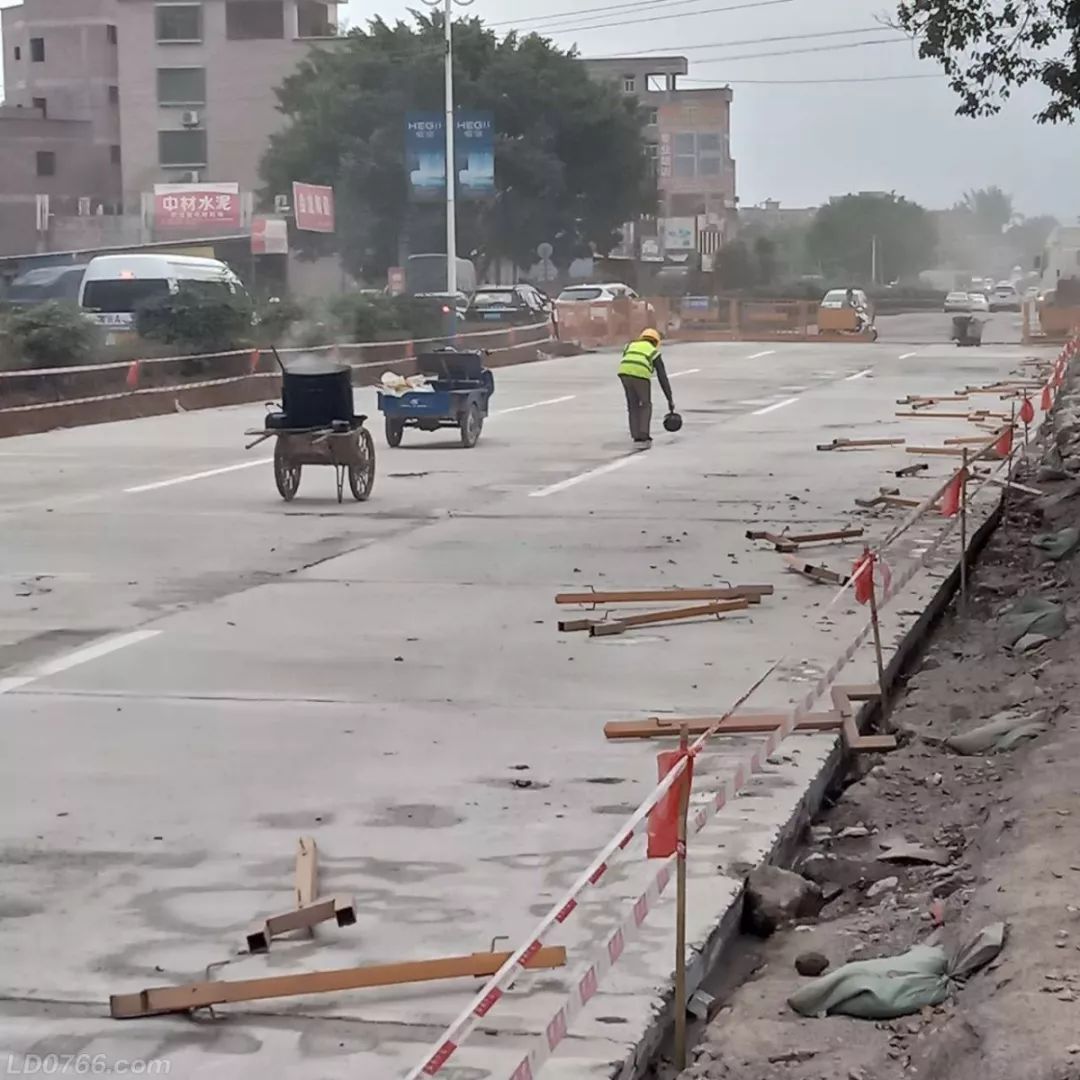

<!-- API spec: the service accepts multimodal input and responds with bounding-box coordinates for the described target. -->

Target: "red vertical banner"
[647,750,693,858]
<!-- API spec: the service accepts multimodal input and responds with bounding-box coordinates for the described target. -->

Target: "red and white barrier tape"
[408,418,1028,1079]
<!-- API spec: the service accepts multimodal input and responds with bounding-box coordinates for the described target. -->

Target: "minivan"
[78,253,246,331]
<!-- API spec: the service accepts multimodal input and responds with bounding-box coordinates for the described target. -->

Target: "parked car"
[467,284,551,324]
[3,263,88,308]
[556,283,640,303]
[989,283,1021,312]
[944,291,970,313]
[968,292,990,313]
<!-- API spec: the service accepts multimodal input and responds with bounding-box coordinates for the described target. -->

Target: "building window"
[644,142,658,176]
[646,73,669,92]
[673,132,696,177]
[32,97,47,117]
[111,144,122,165]
[158,128,207,166]
[226,1,284,40]
[108,85,119,104]
[642,107,658,127]
[297,1,334,37]
[13,45,21,61]
[157,67,206,105]
[622,74,636,94]
[155,4,203,43]
[36,150,56,177]
[107,24,118,44]
[30,37,45,62]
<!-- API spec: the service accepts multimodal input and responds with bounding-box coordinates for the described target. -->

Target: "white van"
[78,253,245,330]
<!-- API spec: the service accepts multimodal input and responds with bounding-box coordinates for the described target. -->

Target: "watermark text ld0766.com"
[6,1056,170,1076]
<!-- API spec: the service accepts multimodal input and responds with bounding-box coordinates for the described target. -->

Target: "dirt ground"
[673,408,1080,1080]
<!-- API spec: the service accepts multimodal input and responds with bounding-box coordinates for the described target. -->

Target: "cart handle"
[245,432,274,450]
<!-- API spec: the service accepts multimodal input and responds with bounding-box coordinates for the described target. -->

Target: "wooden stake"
[295,837,317,910]
[245,896,357,954]
[604,711,843,741]
[674,724,690,1073]
[589,598,748,636]
[959,449,969,609]
[866,551,890,731]
[110,947,568,1019]
[554,586,771,606]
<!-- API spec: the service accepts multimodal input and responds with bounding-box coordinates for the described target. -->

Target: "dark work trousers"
[619,373,652,441]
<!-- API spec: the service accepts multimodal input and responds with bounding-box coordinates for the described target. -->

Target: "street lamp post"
[424,0,471,312]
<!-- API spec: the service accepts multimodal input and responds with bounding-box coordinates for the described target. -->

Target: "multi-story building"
[0,0,341,256]
[114,0,341,210]
[582,55,736,260]
[0,0,123,253]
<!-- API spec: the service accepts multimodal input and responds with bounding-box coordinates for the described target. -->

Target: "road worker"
[617,328,675,445]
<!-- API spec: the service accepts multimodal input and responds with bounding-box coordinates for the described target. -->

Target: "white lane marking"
[492,395,575,416]
[898,351,921,360]
[124,459,271,494]
[669,368,701,377]
[752,396,799,416]
[845,368,873,381]
[0,629,161,696]
[738,398,772,406]
[746,350,776,360]
[528,454,641,498]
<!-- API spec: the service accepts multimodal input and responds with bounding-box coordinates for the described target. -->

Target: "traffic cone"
[125,361,140,390]
[647,749,692,858]
[248,349,260,375]
[1041,384,1053,411]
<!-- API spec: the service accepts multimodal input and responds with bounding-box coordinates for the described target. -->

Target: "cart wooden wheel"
[273,438,301,501]
[349,427,376,502]
[459,404,483,449]
[385,417,405,447]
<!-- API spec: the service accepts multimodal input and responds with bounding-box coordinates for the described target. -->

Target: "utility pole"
[442,0,457,301]
[871,234,878,285]
[424,0,471,327]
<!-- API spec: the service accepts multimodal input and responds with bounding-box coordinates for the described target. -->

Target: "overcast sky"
[2,0,1076,220]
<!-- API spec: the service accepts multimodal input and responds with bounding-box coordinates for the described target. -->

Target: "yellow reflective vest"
[618,339,658,380]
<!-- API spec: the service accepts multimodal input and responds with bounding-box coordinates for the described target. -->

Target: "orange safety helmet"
[640,328,662,345]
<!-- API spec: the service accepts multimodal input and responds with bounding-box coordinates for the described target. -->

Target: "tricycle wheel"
[385,417,404,447]
[274,439,301,501]
[349,427,376,501]
[460,404,483,448]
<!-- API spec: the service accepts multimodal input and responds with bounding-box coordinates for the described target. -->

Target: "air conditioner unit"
[179,169,201,183]
[180,110,201,128]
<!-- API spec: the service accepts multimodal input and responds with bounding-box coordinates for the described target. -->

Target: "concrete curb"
[0,340,551,440]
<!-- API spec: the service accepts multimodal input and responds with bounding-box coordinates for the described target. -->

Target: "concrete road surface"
[0,318,1047,1079]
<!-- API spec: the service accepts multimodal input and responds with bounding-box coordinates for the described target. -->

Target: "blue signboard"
[406,111,494,201]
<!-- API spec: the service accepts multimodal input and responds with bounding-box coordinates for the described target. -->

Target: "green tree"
[0,302,99,369]
[260,13,653,279]
[135,284,253,353]
[959,186,1016,235]
[807,193,937,283]
[896,1,1080,122]
[1005,213,1059,264]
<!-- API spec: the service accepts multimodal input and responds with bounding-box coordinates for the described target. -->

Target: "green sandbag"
[946,708,1049,755]
[1031,527,1080,562]
[789,924,1007,1020]
[998,596,1066,648]
[788,945,950,1019]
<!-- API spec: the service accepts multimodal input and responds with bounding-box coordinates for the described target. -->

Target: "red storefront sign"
[293,182,335,233]
[154,190,241,230]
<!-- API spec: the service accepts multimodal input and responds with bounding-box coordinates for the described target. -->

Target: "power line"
[588,26,891,58]
[689,37,910,65]
[682,72,940,84]
[517,0,797,37]
[485,0,737,30]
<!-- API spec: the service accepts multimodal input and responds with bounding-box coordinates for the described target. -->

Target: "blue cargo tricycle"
[377,348,494,449]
